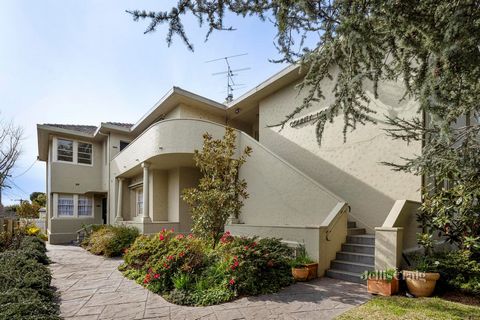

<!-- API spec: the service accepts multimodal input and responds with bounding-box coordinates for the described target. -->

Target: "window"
[136,189,143,216]
[77,142,92,164]
[120,140,129,151]
[78,196,93,216]
[54,138,93,165]
[57,139,73,162]
[58,194,74,216]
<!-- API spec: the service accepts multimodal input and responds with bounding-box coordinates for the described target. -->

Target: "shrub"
[82,225,139,257]
[0,288,60,320]
[431,250,480,295]
[119,229,293,306]
[0,235,59,319]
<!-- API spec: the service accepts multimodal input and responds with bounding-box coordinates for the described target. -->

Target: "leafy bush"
[0,288,60,320]
[119,229,294,306]
[431,250,480,295]
[82,225,139,257]
[0,235,59,319]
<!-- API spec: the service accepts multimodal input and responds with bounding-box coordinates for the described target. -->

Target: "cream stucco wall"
[258,75,422,232]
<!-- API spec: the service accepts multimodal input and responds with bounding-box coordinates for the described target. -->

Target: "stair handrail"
[322,202,349,241]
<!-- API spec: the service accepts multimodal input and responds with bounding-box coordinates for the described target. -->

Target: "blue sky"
[0,1,289,205]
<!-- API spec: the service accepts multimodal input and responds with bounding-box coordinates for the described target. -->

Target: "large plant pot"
[292,267,309,281]
[367,278,399,296]
[305,263,318,280]
[403,271,440,297]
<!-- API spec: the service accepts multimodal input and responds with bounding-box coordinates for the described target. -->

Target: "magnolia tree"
[182,127,252,247]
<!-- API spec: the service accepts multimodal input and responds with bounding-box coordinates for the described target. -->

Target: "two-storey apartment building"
[37,64,423,281]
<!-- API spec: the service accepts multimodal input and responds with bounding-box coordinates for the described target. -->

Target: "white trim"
[53,136,94,167]
[53,193,94,218]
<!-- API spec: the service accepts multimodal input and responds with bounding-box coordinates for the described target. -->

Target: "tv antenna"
[206,53,250,103]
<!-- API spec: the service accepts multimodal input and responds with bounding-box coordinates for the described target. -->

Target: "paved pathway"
[47,245,370,320]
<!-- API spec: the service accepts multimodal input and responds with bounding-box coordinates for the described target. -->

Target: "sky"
[0,1,289,205]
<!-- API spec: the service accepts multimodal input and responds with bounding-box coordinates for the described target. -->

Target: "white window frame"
[53,137,94,166]
[136,188,143,217]
[57,194,74,217]
[53,193,94,218]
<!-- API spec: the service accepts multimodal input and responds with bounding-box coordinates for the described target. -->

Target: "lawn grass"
[337,296,480,320]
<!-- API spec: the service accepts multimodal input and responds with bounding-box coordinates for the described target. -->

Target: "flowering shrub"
[119,229,293,306]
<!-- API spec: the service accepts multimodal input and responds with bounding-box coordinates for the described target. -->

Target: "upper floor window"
[54,137,93,165]
[120,140,130,151]
[78,142,92,164]
[57,139,74,162]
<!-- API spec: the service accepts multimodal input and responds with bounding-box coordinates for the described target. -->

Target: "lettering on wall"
[290,109,327,127]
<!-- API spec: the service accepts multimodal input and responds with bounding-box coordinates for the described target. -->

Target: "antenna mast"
[206,53,250,103]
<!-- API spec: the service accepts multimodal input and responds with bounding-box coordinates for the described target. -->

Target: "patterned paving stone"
[48,244,370,320]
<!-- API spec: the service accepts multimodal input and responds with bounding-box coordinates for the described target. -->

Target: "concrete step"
[326,269,366,284]
[347,228,366,236]
[330,260,375,274]
[336,251,375,265]
[346,234,375,245]
[347,221,357,229]
[342,243,375,255]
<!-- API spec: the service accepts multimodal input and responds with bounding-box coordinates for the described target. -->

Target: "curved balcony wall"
[111,118,342,227]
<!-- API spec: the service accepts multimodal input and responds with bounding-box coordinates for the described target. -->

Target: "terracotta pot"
[305,263,318,280]
[367,278,399,296]
[292,267,309,281]
[403,270,440,297]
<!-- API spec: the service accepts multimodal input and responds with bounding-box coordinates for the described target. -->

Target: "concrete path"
[47,245,370,320]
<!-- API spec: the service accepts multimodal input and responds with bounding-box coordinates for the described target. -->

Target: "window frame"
[77,195,93,217]
[57,194,74,217]
[56,138,74,163]
[77,141,93,165]
[136,188,143,217]
[53,137,94,166]
[53,193,94,219]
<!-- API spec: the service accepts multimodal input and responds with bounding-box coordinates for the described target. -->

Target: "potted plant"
[362,269,399,296]
[290,245,318,281]
[403,255,440,297]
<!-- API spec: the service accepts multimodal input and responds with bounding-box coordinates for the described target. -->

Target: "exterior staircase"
[326,221,375,284]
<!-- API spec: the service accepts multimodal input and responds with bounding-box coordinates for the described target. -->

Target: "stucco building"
[37,64,423,282]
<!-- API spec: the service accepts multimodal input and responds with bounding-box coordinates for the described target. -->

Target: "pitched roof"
[104,122,134,129]
[42,124,98,135]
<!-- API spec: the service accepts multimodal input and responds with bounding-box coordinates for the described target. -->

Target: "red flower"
[176,234,184,240]
[244,245,249,250]
[154,274,160,279]
[187,234,194,239]
[161,228,166,233]
[159,234,165,241]
[229,278,235,285]
[251,242,257,247]
[143,274,151,284]
[179,251,185,257]
[167,255,174,261]
[171,227,175,232]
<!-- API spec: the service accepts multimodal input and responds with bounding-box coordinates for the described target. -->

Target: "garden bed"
[118,229,294,306]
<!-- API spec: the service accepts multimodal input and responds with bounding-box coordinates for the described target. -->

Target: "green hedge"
[82,225,139,257]
[119,229,294,306]
[0,231,59,320]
